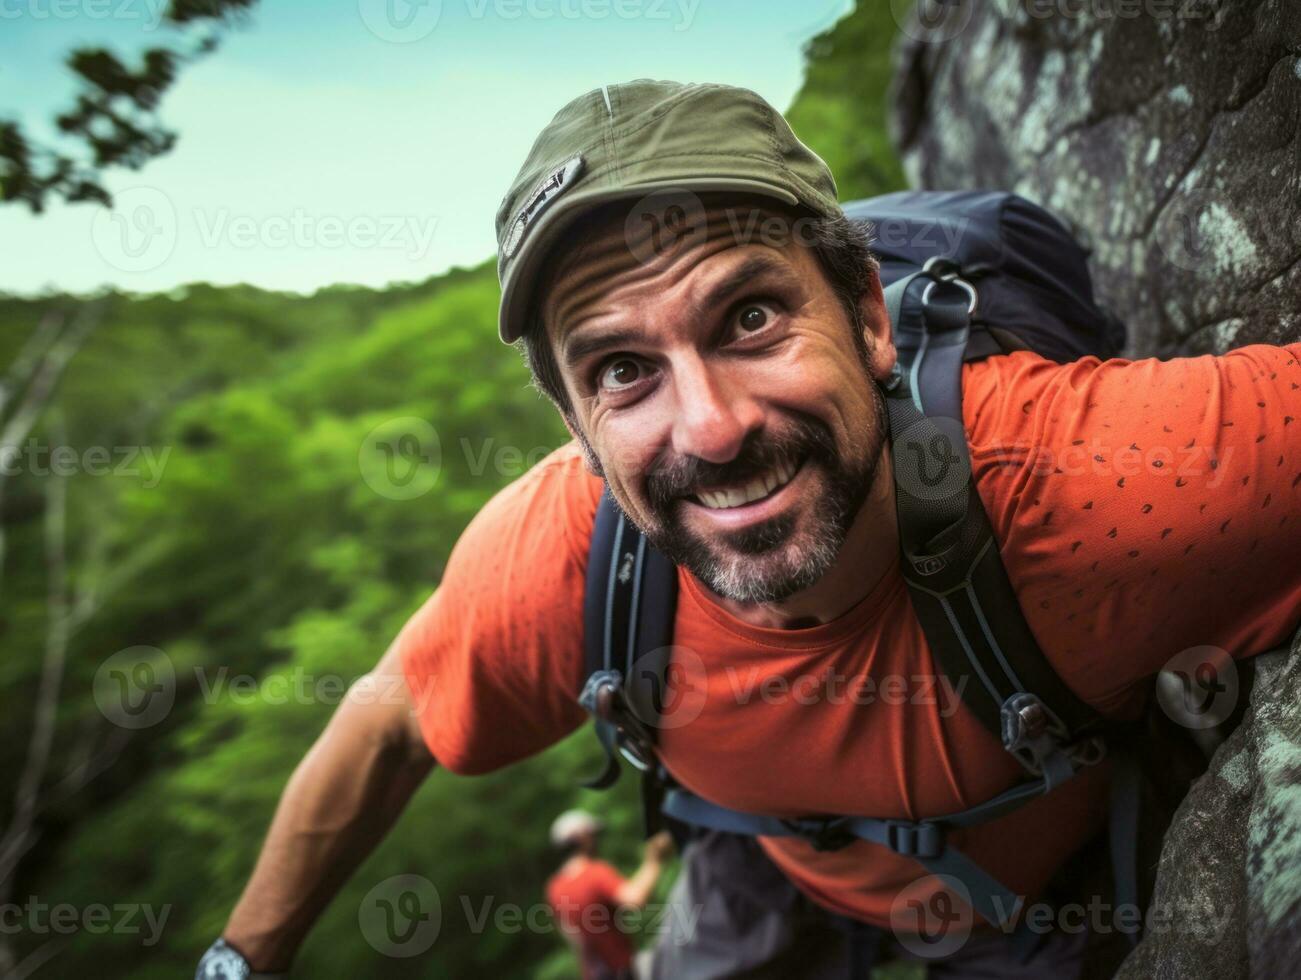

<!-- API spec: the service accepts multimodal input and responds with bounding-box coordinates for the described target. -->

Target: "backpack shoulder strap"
[885,267,1105,760]
[887,265,1141,945]
[578,491,679,796]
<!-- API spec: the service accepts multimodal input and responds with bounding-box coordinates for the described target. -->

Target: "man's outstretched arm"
[217,640,435,974]
[614,832,675,909]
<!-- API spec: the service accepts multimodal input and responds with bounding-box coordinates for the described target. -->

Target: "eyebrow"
[559,254,797,370]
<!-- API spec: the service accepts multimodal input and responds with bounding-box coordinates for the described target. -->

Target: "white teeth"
[693,459,801,510]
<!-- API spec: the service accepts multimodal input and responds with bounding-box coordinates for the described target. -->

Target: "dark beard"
[629,392,887,604]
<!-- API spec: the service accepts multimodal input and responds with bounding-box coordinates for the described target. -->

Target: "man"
[545,811,672,980]
[197,81,1301,978]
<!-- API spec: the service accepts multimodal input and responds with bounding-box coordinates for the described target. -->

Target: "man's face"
[543,198,896,604]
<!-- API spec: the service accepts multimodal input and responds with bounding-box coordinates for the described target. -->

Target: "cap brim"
[497,177,801,343]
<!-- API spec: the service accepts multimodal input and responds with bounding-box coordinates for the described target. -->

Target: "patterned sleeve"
[964,342,1301,714]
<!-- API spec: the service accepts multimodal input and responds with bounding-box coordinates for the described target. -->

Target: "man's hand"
[615,831,676,909]
[644,831,675,864]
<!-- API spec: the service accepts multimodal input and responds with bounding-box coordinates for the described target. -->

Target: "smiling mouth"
[691,456,804,510]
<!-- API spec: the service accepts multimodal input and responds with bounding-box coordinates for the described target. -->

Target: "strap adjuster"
[886,821,944,859]
[1001,692,1107,780]
[785,816,855,853]
[579,669,657,773]
[579,669,623,721]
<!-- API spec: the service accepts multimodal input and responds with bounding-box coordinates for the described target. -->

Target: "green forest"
[0,6,905,977]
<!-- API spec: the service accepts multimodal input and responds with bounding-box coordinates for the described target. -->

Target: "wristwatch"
[196,938,289,980]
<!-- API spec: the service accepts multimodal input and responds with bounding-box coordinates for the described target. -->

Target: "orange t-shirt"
[545,859,635,977]
[400,345,1301,927]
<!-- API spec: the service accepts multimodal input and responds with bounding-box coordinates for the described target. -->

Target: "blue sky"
[0,0,852,295]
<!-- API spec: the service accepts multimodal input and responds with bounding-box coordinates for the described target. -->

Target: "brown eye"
[737,304,769,332]
[601,358,643,390]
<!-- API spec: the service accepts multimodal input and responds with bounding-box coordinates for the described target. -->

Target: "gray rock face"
[890,0,1301,357]
[889,4,1301,976]
[1112,635,1301,979]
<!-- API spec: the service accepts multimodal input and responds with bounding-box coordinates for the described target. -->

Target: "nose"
[667,354,763,464]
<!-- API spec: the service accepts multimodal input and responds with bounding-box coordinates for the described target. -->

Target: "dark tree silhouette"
[0,0,259,213]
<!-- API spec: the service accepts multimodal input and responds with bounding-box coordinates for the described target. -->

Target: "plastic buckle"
[788,817,856,853]
[886,821,944,859]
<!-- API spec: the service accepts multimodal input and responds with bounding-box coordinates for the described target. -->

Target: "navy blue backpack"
[575,191,1139,941]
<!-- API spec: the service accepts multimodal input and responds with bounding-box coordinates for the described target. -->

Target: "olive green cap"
[494,79,841,343]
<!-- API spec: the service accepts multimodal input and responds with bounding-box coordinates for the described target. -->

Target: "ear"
[561,414,605,478]
[860,270,897,383]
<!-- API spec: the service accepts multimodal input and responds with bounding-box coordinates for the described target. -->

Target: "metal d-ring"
[921,275,978,316]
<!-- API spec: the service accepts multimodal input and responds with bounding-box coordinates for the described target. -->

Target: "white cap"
[549,809,604,847]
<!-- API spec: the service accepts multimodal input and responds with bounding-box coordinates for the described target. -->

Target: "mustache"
[644,417,837,511]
